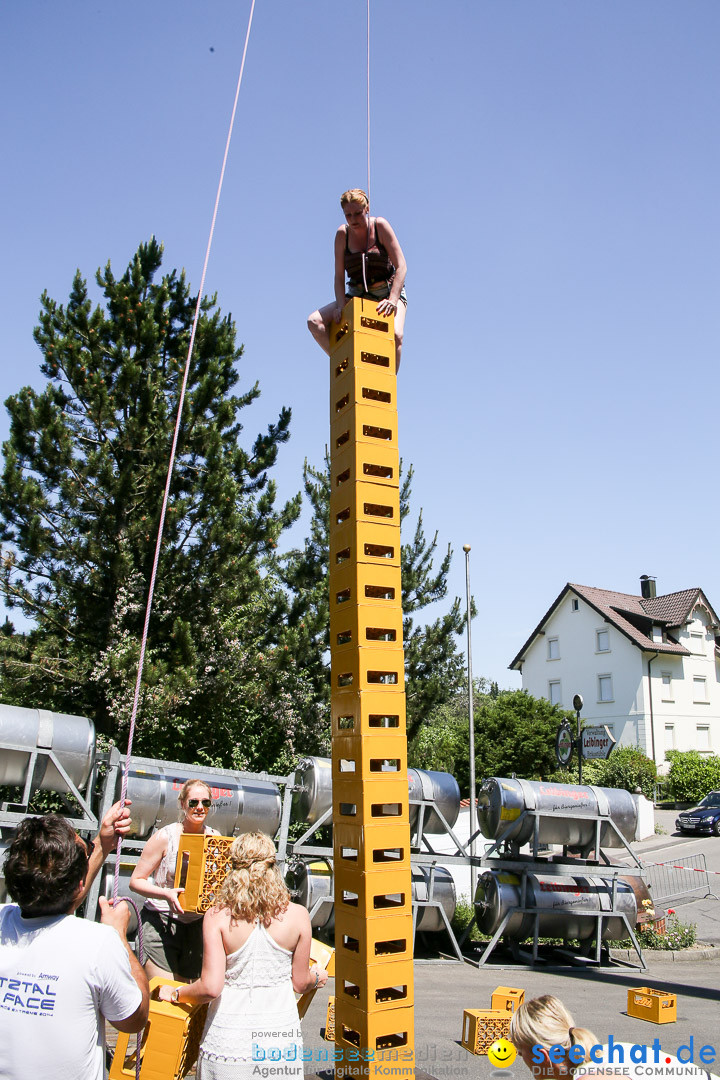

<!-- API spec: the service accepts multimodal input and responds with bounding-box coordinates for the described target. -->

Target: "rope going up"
[112,0,258,902]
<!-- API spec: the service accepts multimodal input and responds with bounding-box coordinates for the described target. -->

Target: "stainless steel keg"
[477,777,637,848]
[119,765,282,839]
[474,869,637,941]
[0,703,95,794]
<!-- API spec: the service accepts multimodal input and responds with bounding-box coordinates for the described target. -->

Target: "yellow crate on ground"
[627,987,677,1024]
[110,978,207,1080]
[173,833,234,912]
[491,986,526,1013]
[461,1009,512,1055]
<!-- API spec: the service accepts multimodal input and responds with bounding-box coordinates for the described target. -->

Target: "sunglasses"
[187,798,212,809]
[77,835,95,860]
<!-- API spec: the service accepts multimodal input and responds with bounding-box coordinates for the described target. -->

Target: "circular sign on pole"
[555,722,574,768]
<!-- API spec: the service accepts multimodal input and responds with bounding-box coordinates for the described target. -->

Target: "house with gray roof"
[509,575,720,766]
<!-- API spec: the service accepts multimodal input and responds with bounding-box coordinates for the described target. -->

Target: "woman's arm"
[291,906,329,994]
[129,830,185,915]
[332,227,347,318]
[158,909,227,1004]
[375,217,407,312]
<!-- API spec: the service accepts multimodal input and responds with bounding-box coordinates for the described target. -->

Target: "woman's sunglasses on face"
[188,798,212,809]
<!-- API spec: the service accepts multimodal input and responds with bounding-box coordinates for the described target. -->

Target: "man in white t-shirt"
[0,813,149,1080]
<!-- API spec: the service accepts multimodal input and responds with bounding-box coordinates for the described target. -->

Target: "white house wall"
[519,592,647,749]
[518,594,720,764]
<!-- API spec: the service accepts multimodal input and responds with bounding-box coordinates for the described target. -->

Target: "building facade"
[509,576,720,766]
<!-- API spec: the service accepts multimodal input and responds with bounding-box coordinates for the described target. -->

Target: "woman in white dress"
[158,831,328,1080]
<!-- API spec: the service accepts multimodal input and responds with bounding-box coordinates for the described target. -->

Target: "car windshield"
[699,793,720,808]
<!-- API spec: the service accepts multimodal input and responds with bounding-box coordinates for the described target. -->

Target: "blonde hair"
[340,188,369,210]
[510,996,597,1071]
[177,779,213,808]
[216,832,290,925]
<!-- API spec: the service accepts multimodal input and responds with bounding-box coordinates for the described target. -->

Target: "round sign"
[555,722,574,767]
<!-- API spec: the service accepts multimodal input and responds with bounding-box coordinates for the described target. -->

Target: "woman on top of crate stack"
[158,830,329,1080]
[130,778,219,980]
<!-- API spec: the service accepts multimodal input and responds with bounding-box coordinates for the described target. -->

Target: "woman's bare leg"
[307,302,339,355]
[394,302,406,372]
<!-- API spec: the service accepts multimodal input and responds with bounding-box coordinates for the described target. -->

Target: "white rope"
[366,0,371,206]
[113,0,257,894]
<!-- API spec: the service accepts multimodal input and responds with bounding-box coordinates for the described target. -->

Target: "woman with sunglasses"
[130,779,219,980]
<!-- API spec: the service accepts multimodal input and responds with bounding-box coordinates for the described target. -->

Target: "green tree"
[280,458,466,738]
[0,239,305,767]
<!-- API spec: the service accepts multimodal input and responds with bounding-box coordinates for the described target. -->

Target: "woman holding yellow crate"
[130,779,219,980]
[158,831,328,1080]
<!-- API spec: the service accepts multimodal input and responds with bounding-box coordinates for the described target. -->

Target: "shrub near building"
[666,750,720,804]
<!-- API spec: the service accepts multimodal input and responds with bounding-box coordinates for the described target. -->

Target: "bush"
[666,751,720,803]
[544,747,656,798]
[610,913,697,951]
[597,746,657,800]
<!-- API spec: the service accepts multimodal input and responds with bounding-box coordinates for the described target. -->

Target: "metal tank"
[119,764,282,840]
[287,858,456,933]
[286,858,335,930]
[0,703,95,794]
[292,757,333,826]
[291,756,460,834]
[411,865,457,931]
[477,777,637,849]
[408,769,460,833]
[474,869,637,941]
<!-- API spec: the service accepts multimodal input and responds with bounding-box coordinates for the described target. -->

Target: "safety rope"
[366,0,371,206]
[113,0,256,898]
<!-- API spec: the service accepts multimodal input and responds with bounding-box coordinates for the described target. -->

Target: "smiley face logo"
[487,1038,517,1068]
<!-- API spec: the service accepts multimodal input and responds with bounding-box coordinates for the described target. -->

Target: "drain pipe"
[646,651,658,763]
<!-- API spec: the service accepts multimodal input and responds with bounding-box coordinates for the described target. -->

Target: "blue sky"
[2,1,719,689]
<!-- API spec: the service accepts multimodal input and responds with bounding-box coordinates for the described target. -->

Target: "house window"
[697,725,711,753]
[548,680,562,706]
[596,629,610,653]
[547,637,560,661]
[661,672,673,702]
[571,598,579,612]
[693,676,708,703]
[665,724,676,750]
[690,631,704,654]
[651,625,663,643]
[598,674,614,702]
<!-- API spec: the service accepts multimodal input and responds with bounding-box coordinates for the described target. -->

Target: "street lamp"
[463,544,477,897]
[573,693,584,785]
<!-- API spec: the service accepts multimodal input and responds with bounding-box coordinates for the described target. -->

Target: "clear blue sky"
[2,1,719,690]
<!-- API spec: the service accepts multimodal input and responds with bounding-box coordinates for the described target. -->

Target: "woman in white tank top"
[158,831,328,1080]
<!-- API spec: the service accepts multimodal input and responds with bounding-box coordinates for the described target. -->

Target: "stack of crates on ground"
[329,299,414,1080]
[461,986,525,1056]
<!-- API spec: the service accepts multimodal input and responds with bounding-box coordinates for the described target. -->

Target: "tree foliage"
[666,750,720,804]
[0,239,313,768]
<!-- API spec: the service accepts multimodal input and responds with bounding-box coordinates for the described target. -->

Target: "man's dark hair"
[4,815,88,916]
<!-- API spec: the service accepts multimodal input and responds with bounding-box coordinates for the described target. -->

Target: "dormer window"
[651,625,663,643]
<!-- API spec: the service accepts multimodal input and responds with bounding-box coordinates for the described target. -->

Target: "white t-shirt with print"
[0,903,142,1080]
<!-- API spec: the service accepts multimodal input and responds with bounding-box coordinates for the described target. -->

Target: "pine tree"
[0,239,302,763]
[280,458,466,740]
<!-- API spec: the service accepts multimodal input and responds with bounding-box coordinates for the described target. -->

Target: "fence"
[643,853,720,905]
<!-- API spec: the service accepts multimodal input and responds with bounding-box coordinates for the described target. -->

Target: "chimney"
[640,574,657,599]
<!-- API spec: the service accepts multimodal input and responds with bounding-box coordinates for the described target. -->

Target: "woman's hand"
[165,887,186,915]
[375,298,397,316]
[310,965,329,989]
[157,984,176,1003]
